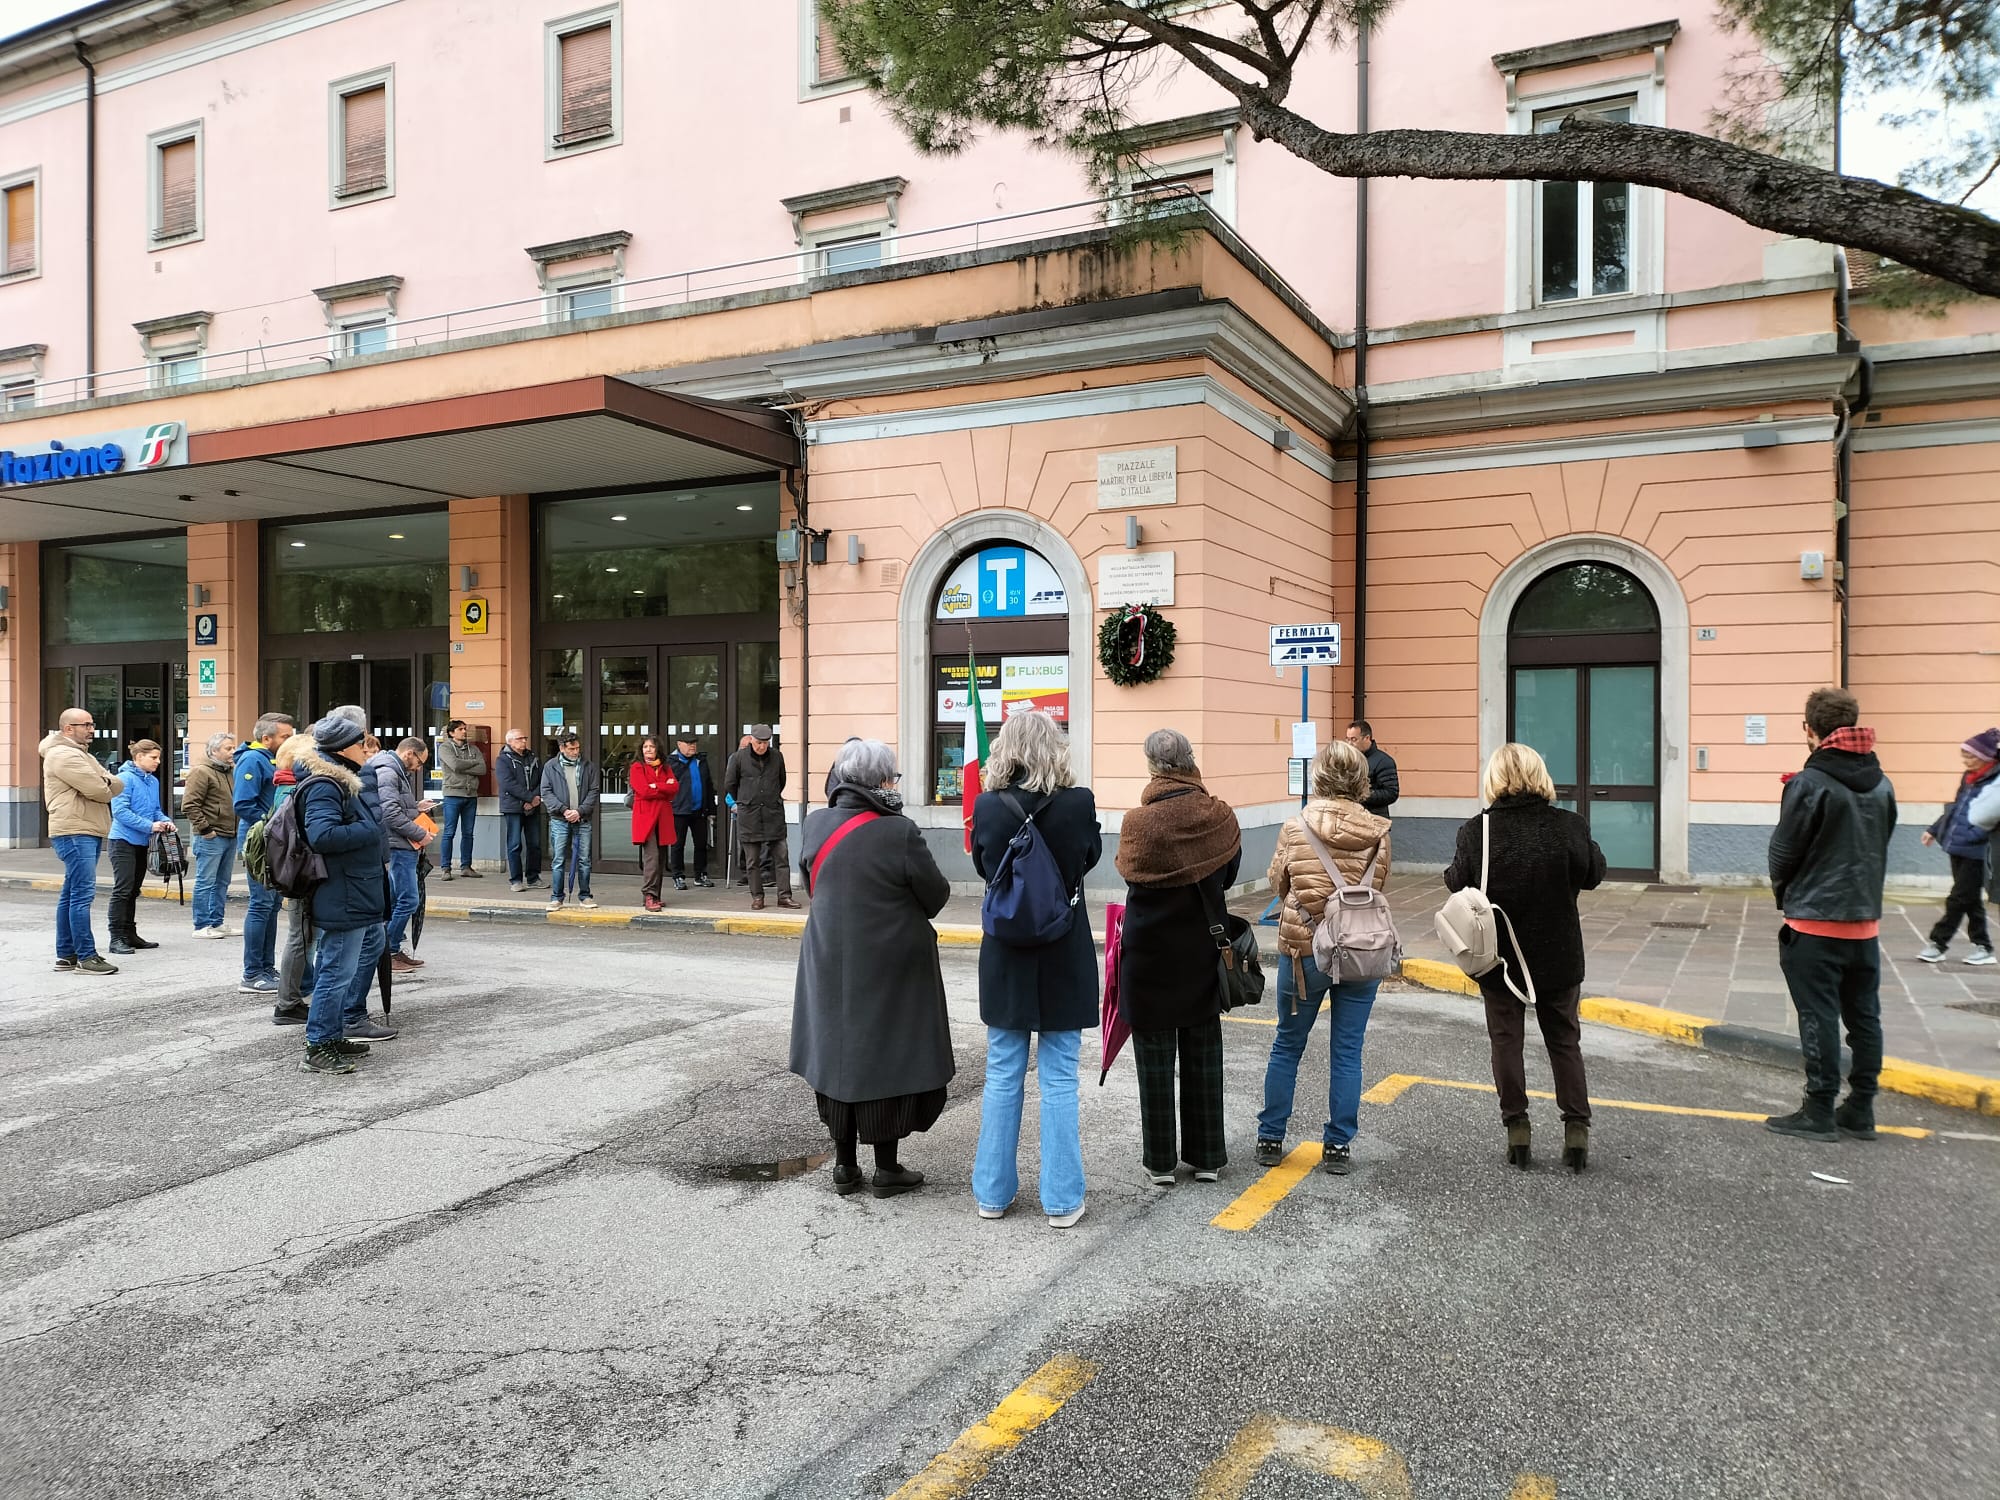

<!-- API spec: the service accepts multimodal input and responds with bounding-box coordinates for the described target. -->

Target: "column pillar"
[186,522,260,743]
[0,541,42,847]
[447,494,530,749]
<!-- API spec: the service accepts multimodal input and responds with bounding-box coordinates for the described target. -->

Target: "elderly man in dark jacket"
[724,724,796,910]
[1346,720,1399,816]
[1766,688,1897,1142]
[667,733,717,890]
[791,738,953,1198]
[367,737,433,972]
[297,712,394,1076]
[496,729,544,891]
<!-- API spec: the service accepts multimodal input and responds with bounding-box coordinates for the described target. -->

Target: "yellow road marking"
[1211,1142,1323,1233]
[1363,1074,1931,1138]
[886,1354,1098,1499]
[1193,1415,1415,1500]
[1508,1478,1559,1500]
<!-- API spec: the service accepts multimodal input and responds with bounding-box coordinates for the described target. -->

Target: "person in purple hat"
[1918,725,1999,967]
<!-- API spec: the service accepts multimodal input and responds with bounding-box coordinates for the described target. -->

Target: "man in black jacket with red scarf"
[1766,688,1897,1142]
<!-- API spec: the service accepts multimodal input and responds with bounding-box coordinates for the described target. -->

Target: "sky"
[0,0,1990,216]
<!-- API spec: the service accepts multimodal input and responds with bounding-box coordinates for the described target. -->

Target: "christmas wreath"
[1098,604,1177,687]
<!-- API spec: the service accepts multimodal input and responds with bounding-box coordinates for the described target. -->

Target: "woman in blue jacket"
[108,738,175,954]
[1919,726,1999,966]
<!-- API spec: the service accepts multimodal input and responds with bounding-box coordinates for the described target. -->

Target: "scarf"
[1115,768,1241,887]
[1782,725,1877,784]
[1965,761,1996,789]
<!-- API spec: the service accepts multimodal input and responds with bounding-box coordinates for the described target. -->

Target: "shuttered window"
[2,181,34,274]
[156,136,198,241]
[339,84,388,195]
[814,2,852,84]
[556,23,614,144]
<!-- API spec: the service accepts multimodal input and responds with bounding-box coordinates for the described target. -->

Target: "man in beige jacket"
[40,708,125,975]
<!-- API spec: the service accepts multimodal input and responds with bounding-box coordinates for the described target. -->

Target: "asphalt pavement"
[2,889,1996,1499]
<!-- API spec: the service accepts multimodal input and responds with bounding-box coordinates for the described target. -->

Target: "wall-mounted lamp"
[190,583,211,607]
[808,530,829,566]
[458,565,479,591]
[1742,427,1780,450]
[847,535,864,566]
[1125,515,1142,550]
[1272,426,1296,450]
[0,584,10,610]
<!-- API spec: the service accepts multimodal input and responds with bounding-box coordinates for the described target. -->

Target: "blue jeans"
[192,832,235,931]
[549,817,592,899]
[237,823,280,981]
[52,834,103,961]
[306,921,384,1047]
[385,848,420,953]
[973,1028,1085,1216]
[1257,956,1380,1147]
[442,796,477,871]
[504,811,544,883]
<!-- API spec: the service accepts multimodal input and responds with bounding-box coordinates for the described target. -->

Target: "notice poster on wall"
[1000,656,1069,722]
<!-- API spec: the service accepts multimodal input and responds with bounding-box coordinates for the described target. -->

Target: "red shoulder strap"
[810,811,881,887]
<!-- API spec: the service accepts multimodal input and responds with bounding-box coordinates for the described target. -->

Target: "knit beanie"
[1962,727,2000,764]
[312,714,367,753]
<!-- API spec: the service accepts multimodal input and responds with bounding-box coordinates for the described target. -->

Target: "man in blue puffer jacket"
[1919,726,1999,967]
[295,711,394,1076]
[107,739,174,954]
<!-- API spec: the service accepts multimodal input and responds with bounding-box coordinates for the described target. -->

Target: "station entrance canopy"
[0,377,799,540]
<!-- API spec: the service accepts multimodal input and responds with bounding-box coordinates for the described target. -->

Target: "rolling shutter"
[3,182,33,273]
[557,23,614,143]
[815,3,848,84]
[341,85,388,194]
[157,138,198,239]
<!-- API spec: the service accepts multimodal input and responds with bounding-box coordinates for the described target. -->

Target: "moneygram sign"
[0,421,187,488]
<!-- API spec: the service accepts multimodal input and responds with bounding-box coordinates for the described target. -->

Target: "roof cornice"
[0,0,282,92]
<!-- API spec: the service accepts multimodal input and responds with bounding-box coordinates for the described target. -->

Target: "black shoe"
[1506,1120,1532,1169]
[128,935,159,950]
[1322,1143,1352,1176]
[1253,1138,1285,1167]
[329,1037,371,1056]
[272,1004,310,1026]
[75,955,119,975]
[1562,1122,1589,1173]
[674,877,688,891]
[695,875,714,888]
[1765,1107,1837,1141]
[300,1045,355,1076]
[346,1018,399,1042]
[832,1163,865,1196]
[109,938,135,955]
[54,956,76,973]
[1835,1105,1879,1142]
[871,1165,925,1199]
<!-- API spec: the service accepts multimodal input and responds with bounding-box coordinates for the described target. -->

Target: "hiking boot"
[1835,1102,1879,1141]
[1322,1143,1353,1176]
[1916,943,1947,963]
[1253,1137,1285,1167]
[53,956,76,973]
[346,1017,399,1042]
[1966,946,1997,967]
[75,955,118,975]
[1765,1106,1837,1141]
[1562,1122,1589,1173]
[1506,1120,1532,1169]
[300,1046,355,1076]
[109,938,135,955]
[870,1165,925,1199]
[328,1037,371,1057]
[272,1004,310,1026]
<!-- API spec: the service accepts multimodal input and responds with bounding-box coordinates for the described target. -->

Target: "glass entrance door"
[309,657,424,742]
[1511,663,1659,879]
[589,646,724,871]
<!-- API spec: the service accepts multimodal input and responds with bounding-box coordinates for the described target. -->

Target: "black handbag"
[1197,876,1265,1010]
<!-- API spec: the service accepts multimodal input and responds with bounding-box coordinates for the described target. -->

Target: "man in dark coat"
[667,732,717,890]
[1346,720,1399,816]
[724,724,795,910]
[1765,688,1897,1141]
[296,712,393,1076]
[496,729,544,891]
[791,739,953,1198]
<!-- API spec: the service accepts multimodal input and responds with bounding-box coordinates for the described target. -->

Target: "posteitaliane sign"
[0,421,188,487]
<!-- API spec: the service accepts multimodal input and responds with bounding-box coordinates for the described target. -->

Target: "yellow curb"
[1878,1059,2000,1117]
[714,916,808,937]
[1395,956,1480,998]
[1578,995,1716,1044]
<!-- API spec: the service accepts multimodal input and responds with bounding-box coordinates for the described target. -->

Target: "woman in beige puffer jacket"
[1255,739,1392,1177]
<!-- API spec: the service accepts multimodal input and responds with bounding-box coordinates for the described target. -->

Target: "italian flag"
[962,646,990,853]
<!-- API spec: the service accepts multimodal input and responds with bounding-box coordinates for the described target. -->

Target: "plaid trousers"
[1131,1019,1227,1173]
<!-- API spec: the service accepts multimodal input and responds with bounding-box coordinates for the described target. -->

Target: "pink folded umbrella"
[1099,902,1129,1085]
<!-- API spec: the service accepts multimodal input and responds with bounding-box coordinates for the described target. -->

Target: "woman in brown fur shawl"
[1115,728,1242,1185]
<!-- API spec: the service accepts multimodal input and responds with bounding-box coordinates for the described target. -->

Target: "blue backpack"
[981,791,1080,945]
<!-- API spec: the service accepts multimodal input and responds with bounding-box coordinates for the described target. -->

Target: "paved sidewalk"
[4,848,1996,1077]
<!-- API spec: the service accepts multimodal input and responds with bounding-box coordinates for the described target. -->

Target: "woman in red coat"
[628,736,680,912]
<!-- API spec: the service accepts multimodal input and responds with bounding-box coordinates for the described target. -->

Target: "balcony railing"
[12,190,1265,413]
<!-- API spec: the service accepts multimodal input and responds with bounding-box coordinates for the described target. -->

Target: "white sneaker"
[190,927,225,940]
[1917,944,1947,963]
[1966,946,1997,966]
[1193,1169,1221,1183]
[547,899,564,912]
[1047,1203,1087,1229]
[578,897,599,910]
[976,1203,1009,1220]
[508,881,526,893]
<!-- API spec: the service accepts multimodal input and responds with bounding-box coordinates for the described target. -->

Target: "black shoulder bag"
[1196,875,1265,1011]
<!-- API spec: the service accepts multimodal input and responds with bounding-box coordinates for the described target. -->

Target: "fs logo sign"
[0,420,187,487]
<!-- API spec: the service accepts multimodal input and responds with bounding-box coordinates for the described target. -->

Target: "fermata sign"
[1270,623,1341,667]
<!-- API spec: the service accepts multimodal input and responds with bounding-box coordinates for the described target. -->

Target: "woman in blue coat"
[969,710,1102,1228]
[108,739,174,954]
[1919,726,1999,966]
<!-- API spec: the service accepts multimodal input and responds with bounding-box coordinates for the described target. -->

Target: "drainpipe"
[1350,23,1371,721]
[1832,248,1871,689]
[75,38,97,398]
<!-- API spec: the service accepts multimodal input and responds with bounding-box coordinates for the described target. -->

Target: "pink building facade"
[1,0,1994,886]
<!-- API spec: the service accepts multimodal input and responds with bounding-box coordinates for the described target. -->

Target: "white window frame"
[544,4,622,161]
[147,120,204,247]
[330,314,394,360]
[1505,72,1664,315]
[1113,122,1238,228]
[545,271,622,324]
[1,168,41,283]
[151,351,204,388]
[328,65,395,209]
[798,0,867,100]
[2,377,35,410]
[802,222,890,278]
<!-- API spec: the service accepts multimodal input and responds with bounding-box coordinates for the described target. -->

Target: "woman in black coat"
[1443,742,1608,1171]
[791,738,953,1199]
[969,710,1102,1228]
[1114,729,1243,1186]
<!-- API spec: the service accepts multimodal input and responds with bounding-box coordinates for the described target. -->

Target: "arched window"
[928,544,1071,803]
[1507,562,1661,878]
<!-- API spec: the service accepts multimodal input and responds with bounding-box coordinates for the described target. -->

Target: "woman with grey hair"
[1114,728,1242,1184]
[791,738,955,1198]
[969,711,1102,1227]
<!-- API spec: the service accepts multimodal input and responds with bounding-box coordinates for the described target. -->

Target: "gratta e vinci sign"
[0,421,187,487]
